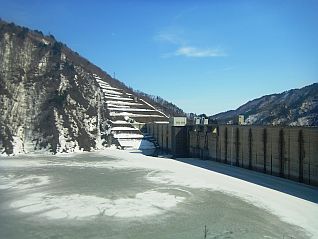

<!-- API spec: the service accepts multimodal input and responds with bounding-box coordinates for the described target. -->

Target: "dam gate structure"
[146,121,318,186]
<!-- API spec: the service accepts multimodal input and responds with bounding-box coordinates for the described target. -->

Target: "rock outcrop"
[0,21,173,155]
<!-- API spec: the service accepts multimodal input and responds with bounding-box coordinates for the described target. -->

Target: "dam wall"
[147,122,188,157]
[146,123,318,186]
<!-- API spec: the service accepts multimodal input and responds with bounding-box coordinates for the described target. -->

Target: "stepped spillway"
[94,74,168,154]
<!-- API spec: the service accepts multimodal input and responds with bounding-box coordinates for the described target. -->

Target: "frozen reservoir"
[0,150,317,239]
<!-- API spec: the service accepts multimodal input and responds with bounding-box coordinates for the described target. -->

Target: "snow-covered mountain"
[211,83,318,126]
[0,20,177,155]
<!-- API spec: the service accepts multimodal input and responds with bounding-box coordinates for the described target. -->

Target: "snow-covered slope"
[0,20,169,155]
[0,25,108,155]
[211,83,318,126]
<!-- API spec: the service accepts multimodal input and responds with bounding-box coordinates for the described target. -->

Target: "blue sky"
[1,0,317,115]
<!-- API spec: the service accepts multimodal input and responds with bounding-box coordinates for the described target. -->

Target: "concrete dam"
[146,120,318,187]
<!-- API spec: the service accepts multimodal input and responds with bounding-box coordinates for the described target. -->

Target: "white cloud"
[174,46,226,58]
[154,32,185,45]
[155,30,226,58]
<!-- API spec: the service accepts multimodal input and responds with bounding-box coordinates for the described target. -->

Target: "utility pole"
[203,225,209,239]
[113,72,116,79]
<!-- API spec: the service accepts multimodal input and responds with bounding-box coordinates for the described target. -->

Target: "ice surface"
[96,149,318,238]
[0,175,50,190]
[10,190,184,220]
[0,151,316,239]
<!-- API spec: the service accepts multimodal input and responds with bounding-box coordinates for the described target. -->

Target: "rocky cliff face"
[212,83,318,126]
[0,21,176,155]
[0,22,108,155]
